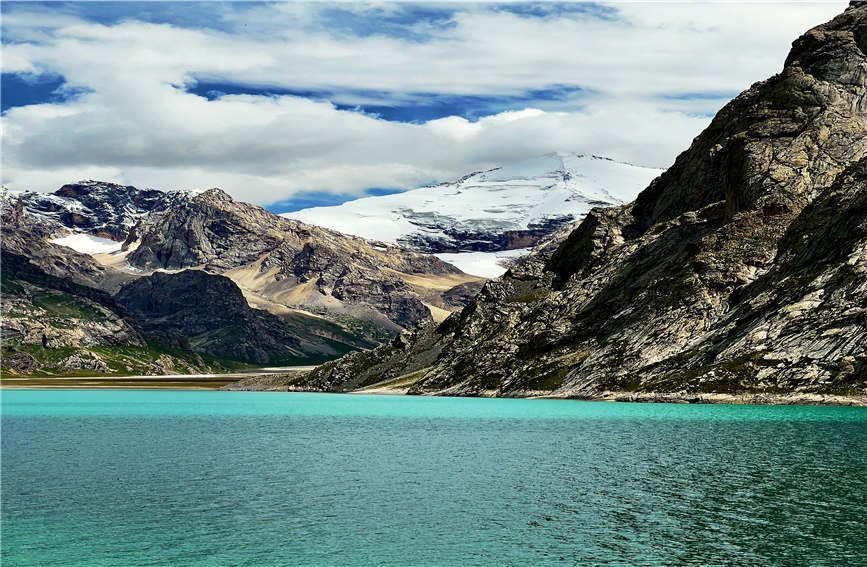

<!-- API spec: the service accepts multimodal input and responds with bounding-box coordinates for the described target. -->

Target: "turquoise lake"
[2,390,866,566]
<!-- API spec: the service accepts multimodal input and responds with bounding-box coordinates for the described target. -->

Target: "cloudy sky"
[0,1,848,212]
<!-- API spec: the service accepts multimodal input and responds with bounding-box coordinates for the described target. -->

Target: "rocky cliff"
[1,193,112,289]
[264,2,867,401]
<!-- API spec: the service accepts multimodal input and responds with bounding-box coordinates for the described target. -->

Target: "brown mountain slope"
[125,188,481,335]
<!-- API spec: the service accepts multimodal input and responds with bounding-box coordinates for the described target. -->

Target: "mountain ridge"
[8,180,195,241]
[124,187,479,331]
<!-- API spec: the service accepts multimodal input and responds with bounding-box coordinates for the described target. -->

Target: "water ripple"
[2,391,865,566]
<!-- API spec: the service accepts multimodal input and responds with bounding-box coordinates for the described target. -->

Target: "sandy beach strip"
[1,366,317,390]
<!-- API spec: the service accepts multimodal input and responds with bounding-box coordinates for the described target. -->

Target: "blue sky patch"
[493,2,619,21]
[1,73,90,113]
[313,4,457,41]
[352,84,589,122]
[658,91,738,117]
[266,187,405,214]
[0,2,459,41]
[188,81,589,123]
[186,82,325,102]
[660,91,739,101]
[1,1,248,33]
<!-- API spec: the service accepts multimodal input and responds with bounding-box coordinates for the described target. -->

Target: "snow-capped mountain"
[285,153,663,262]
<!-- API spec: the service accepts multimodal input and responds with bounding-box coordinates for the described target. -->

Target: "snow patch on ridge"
[435,249,530,278]
[51,233,125,255]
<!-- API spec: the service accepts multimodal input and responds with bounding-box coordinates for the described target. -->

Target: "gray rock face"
[10,181,193,240]
[0,249,213,376]
[395,215,577,253]
[287,3,867,399]
[127,189,282,270]
[442,281,486,308]
[1,249,143,350]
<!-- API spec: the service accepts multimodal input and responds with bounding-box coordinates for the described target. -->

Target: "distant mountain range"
[1,185,484,375]
[8,153,649,373]
[7,152,653,375]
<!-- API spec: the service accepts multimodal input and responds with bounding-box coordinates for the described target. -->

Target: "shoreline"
[0,366,316,390]
[0,377,237,390]
[4,375,865,406]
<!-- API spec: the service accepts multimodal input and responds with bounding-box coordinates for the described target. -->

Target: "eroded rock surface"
[0,249,219,376]
[2,194,110,289]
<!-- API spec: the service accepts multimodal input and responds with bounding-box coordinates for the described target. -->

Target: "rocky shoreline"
[7,365,862,405]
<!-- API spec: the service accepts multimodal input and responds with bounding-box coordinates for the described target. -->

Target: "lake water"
[2,390,865,566]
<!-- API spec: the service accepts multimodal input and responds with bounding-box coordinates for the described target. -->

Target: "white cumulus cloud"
[0,1,849,205]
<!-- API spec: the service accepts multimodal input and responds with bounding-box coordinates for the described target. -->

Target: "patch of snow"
[435,248,530,279]
[51,233,124,255]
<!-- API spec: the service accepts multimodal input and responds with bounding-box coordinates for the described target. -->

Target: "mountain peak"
[193,187,233,203]
[15,182,194,240]
[784,0,866,83]
[55,180,134,198]
[618,0,867,243]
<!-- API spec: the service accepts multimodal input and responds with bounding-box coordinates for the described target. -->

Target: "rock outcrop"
[1,250,143,348]
[442,281,487,308]
[274,2,867,400]
[1,193,112,289]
